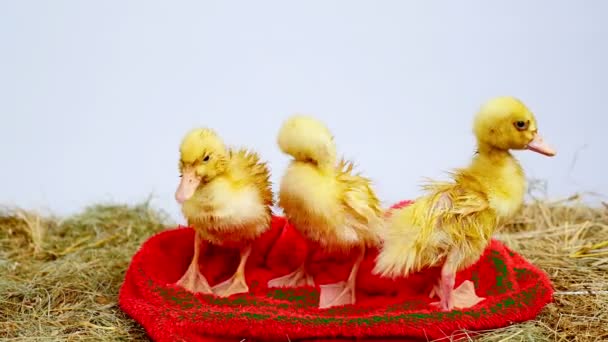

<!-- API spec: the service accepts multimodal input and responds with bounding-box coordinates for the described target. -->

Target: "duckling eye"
[514,120,529,131]
[202,155,210,162]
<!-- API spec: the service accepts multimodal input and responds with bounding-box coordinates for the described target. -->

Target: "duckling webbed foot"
[175,263,213,294]
[175,232,213,294]
[267,264,314,288]
[430,280,484,310]
[318,247,364,309]
[429,248,484,310]
[319,280,355,309]
[212,273,249,297]
[452,280,484,308]
[212,245,252,297]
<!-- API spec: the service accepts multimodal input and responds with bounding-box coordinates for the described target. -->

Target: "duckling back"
[277,115,382,250]
[375,183,498,278]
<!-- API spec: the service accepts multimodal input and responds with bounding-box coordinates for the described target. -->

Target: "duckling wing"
[343,186,381,224]
[337,160,383,243]
[422,172,491,221]
[435,187,489,219]
[425,180,497,261]
[230,148,273,208]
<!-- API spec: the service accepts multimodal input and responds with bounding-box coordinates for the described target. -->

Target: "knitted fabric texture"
[119,201,553,341]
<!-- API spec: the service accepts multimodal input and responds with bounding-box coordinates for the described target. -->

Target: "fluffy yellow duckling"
[174,128,273,297]
[374,96,555,311]
[267,115,383,309]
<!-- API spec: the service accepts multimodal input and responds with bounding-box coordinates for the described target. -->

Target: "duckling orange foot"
[318,251,363,309]
[213,245,252,297]
[176,232,213,294]
[451,280,485,308]
[267,265,314,288]
[212,273,249,297]
[430,280,484,311]
[319,281,355,309]
[175,264,213,294]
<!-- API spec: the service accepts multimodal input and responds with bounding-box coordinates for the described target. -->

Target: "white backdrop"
[1,1,606,223]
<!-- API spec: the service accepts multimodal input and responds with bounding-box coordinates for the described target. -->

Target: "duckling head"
[473,96,556,157]
[175,128,229,204]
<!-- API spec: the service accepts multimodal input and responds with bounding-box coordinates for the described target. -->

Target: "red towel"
[119,201,553,341]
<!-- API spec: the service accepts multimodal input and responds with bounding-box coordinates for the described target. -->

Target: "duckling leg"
[212,244,252,297]
[175,232,213,294]
[430,249,484,310]
[318,246,365,309]
[435,266,456,311]
[267,261,315,288]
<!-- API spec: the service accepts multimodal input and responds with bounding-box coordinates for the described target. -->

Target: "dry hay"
[1,195,607,341]
[0,203,168,341]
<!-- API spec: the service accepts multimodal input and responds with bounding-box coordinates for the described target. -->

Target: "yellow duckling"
[373,96,555,311]
[174,128,273,297]
[268,115,383,309]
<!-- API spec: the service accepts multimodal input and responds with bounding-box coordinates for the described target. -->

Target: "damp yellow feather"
[277,115,383,251]
[374,96,552,278]
[178,128,273,246]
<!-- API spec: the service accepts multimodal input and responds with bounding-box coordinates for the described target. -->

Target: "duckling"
[373,96,555,311]
[174,128,273,297]
[267,115,383,309]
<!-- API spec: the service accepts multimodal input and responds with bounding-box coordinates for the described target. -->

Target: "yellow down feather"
[374,96,548,278]
[179,128,273,246]
[277,115,383,251]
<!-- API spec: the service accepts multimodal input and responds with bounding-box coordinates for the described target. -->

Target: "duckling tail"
[277,115,337,168]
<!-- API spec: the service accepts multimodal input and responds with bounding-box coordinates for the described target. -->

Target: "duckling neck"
[474,142,512,163]
[468,142,526,218]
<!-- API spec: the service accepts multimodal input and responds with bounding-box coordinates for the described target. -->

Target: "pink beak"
[175,169,201,204]
[527,133,556,157]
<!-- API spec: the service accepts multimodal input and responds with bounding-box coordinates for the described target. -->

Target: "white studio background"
[1,1,606,224]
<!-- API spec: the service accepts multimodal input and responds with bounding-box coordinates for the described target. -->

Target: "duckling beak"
[527,133,556,157]
[175,169,201,204]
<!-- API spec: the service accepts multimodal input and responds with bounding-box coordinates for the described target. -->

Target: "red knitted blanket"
[119,201,553,341]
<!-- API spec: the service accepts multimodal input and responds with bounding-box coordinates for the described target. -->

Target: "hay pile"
[0,203,167,341]
[1,196,607,341]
